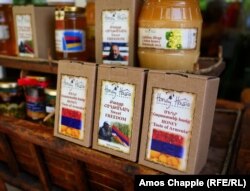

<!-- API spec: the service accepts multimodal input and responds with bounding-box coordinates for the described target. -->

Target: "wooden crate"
[200,99,244,174]
[0,99,246,190]
[234,88,250,174]
[0,115,159,191]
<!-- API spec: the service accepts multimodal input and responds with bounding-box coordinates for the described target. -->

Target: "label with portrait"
[102,10,129,65]
[98,80,135,154]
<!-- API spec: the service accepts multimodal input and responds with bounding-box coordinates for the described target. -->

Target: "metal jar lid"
[0,81,17,89]
[45,88,57,97]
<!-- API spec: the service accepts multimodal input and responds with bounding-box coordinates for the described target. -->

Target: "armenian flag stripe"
[61,108,82,120]
[66,43,82,49]
[112,125,129,146]
[152,129,184,147]
[151,139,184,158]
[64,36,82,41]
[61,116,82,130]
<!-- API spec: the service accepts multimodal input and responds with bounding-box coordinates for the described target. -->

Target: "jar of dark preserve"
[55,6,88,61]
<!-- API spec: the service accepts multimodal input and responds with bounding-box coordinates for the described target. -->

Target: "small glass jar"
[44,88,57,127]
[18,76,48,121]
[0,81,26,119]
[55,6,88,61]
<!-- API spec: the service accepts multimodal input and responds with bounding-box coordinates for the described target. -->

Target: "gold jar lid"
[45,88,57,97]
[26,76,47,82]
[64,6,85,12]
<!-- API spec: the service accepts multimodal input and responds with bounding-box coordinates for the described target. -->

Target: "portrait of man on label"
[98,121,113,142]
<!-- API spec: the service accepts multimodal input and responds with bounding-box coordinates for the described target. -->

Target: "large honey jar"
[55,6,88,61]
[138,0,203,71]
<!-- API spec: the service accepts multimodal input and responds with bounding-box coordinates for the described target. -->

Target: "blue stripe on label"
[151,139,184,158]
[26,102,45,112]
[61,116,82,130]
[103,42,128,47]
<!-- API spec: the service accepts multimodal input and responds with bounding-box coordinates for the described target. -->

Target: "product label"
[0,25,10,40]
[25,87,46,119]
[16,14,34,57]
[56,30,86,53]
[58,75,88,140]
[46,106,55,113]
[146,88,196,172]
[102,10,129,65]
[98,80,135,154]
[139,28,197,50]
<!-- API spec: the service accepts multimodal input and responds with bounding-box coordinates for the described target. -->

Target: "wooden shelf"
[0,55,58,74]
[0,116,161,191]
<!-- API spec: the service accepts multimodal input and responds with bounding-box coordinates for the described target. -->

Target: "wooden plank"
[86,164,124,189]
[71,160,90,191]
[0,178,7,191]
[200,100,244,174]
[0,55,58,74]
[0,133,19,176]
[0,162,42,191]
[0,116,161,178]
[28,144,51,191]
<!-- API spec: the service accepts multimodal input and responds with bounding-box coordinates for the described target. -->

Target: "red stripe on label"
[152,129,184,146]
[61,108,82,120]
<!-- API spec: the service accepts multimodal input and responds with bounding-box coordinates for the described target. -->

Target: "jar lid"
[26,76,47,82]
[64,6,84,12]
[45,88,57,96]
[0,82,17,89]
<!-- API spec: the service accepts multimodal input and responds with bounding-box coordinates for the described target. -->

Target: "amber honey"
[55,6,88,61]
[138,0,202,71]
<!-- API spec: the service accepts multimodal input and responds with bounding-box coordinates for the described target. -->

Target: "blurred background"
[200,0,250,101]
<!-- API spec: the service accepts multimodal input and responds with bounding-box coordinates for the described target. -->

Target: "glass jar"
[18,76,49,121]
[138,0,203,72]
[55,6,88,61]
[0,81,26,119]
[44,88,56,127]
[0,4,17,56]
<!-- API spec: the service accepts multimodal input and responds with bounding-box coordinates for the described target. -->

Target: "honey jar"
[55,6,88,61]
[138,0,203,72]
